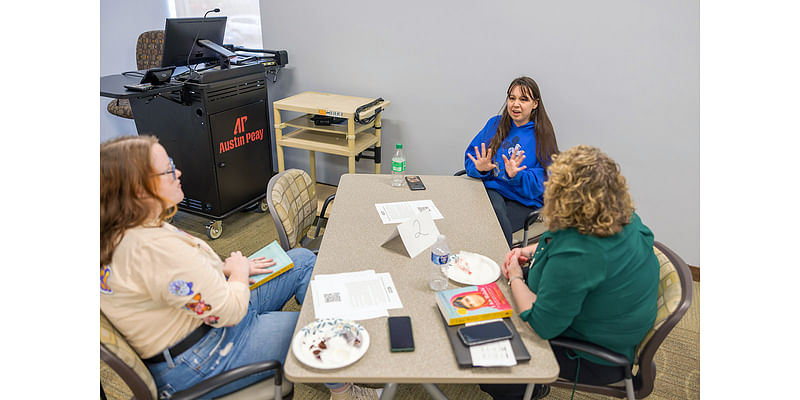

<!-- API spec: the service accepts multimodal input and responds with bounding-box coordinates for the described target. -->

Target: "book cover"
[436,282,513,326]
[248,240,294,290]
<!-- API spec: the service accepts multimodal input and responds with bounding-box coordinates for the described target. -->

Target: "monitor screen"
[161,17,227,68]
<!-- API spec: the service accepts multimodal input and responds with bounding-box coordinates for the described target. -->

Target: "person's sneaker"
[532,384,551,399]
[329,384,382,400]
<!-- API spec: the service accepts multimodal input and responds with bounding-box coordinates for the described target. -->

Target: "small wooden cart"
[272,91,390,183]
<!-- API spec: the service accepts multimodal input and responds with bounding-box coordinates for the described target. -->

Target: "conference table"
[284,174,559,399]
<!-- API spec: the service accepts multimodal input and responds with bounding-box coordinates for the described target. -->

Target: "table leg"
[273,107,285,172]
[374,113,382,174]
[347,118,356,174]
[421,383,448,400]
[309,150,316,185]
[523,383,534,400]
[379,383,398,400]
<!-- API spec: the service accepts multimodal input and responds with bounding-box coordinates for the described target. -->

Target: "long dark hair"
[100,135,175,266]
[488,76,559,167]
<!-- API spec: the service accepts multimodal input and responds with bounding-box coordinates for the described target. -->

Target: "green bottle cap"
[396,144,402,149]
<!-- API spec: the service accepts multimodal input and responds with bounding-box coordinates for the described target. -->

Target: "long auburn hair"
[541,145,634,237]
[488,76,559,167]
[100,135,176,266]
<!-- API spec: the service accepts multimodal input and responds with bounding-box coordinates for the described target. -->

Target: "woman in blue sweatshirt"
[465,76,559,246]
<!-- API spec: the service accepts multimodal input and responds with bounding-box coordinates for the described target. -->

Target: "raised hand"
[502,148,527,178]
[467,143,497,172]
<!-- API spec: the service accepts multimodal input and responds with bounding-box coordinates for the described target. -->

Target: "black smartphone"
[457,320,513,346]
[405,175,426,190]
[388,316,415,352]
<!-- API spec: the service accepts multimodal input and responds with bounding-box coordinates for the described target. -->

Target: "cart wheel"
[259,197,269,213]
[205,220,223,240]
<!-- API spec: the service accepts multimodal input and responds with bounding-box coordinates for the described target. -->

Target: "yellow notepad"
[248,241,294,290]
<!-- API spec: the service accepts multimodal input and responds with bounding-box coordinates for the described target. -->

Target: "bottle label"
[391,160,406,172]
[432,253,449,265]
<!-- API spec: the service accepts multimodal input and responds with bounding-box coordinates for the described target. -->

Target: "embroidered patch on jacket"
[100,265,113,295]
[203,315,220,325]
[168,280,194,296]
[185,293,212,315]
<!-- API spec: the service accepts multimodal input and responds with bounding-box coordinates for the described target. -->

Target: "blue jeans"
[147,248,316,399]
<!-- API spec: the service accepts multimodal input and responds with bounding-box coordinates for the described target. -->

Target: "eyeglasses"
[155,157,177,181]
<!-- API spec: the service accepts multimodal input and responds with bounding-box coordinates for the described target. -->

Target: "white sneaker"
[329,384,382,400]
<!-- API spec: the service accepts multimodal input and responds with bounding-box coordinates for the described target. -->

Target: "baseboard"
[689,265,699,282]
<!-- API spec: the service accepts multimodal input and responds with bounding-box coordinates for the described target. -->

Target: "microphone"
[186,8,222,78]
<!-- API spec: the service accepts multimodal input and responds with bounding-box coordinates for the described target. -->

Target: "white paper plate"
[291,318,369,370]
[445,251,501,285]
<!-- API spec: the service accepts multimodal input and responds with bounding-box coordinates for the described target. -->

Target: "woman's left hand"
[248,256,276,283]
[504,254,524,281]
[502,148,527,178]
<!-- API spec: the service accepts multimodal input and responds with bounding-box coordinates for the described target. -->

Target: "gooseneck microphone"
[186,8,222,78]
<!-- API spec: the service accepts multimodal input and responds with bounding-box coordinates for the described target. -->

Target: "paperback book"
[436,282,512,326]
[248,240,294,290]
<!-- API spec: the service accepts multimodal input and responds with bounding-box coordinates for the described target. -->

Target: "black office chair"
[453,169,542,248]
[100,312,293,400]
[546,241,693,399]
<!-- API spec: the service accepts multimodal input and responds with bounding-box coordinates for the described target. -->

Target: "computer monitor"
[161,17,235,68]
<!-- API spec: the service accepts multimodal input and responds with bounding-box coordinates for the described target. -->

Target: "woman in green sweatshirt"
[481,145,659,400]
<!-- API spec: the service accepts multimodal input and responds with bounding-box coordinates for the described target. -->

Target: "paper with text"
[375,200,444,224]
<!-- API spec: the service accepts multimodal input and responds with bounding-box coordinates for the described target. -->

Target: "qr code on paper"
[324,292,342,303]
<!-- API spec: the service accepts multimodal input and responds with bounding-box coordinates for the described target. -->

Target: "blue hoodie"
[464,115,546,208]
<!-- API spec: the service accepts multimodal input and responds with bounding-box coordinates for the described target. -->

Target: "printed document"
[311,270,402,321]
[375,200,444,224]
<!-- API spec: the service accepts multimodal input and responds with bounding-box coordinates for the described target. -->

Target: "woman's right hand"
[223,251,250,284]
[467,143,497,172]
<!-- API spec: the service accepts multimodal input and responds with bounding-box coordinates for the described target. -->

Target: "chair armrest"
[549,337,631,367]
[523,210,540,231]
[314,194,336,238]
[453,169,466,176]
[171,360,283,400]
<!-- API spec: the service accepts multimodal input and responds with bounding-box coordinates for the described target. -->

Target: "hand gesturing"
[502,148,527,178]
[467,143,497,173]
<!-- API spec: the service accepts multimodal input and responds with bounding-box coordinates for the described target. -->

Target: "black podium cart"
[101,66,275,239]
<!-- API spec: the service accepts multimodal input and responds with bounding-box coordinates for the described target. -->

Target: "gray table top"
[284,174,559,384]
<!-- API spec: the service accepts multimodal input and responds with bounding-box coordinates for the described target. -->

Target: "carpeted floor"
[101,208,700,400]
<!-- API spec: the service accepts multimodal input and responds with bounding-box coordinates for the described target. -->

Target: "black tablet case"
[440,313,531,367]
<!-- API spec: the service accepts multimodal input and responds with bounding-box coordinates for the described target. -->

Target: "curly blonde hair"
[541,145,634,237]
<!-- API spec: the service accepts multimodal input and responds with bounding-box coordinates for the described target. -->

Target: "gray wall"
[99,0,699,264]
[100,0,169,143]
[260,0,699,264]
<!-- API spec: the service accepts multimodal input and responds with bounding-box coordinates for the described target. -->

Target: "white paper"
[466,319,517,367]
[311,270,402,320]
[469,340,517,367]
[375,200,444,224]
[382,210,440,258]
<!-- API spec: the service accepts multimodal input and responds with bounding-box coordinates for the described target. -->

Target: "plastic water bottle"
[391,143,406,187]
[430,234,450,290]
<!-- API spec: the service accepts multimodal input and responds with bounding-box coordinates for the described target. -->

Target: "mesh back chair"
[100,312,293,400]
[266,169,334,253]
[453,169,542,247]
[546,241,694,399]
[107,30,165,119]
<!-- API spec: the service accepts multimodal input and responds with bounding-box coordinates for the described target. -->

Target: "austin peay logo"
[219,115,265,154]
